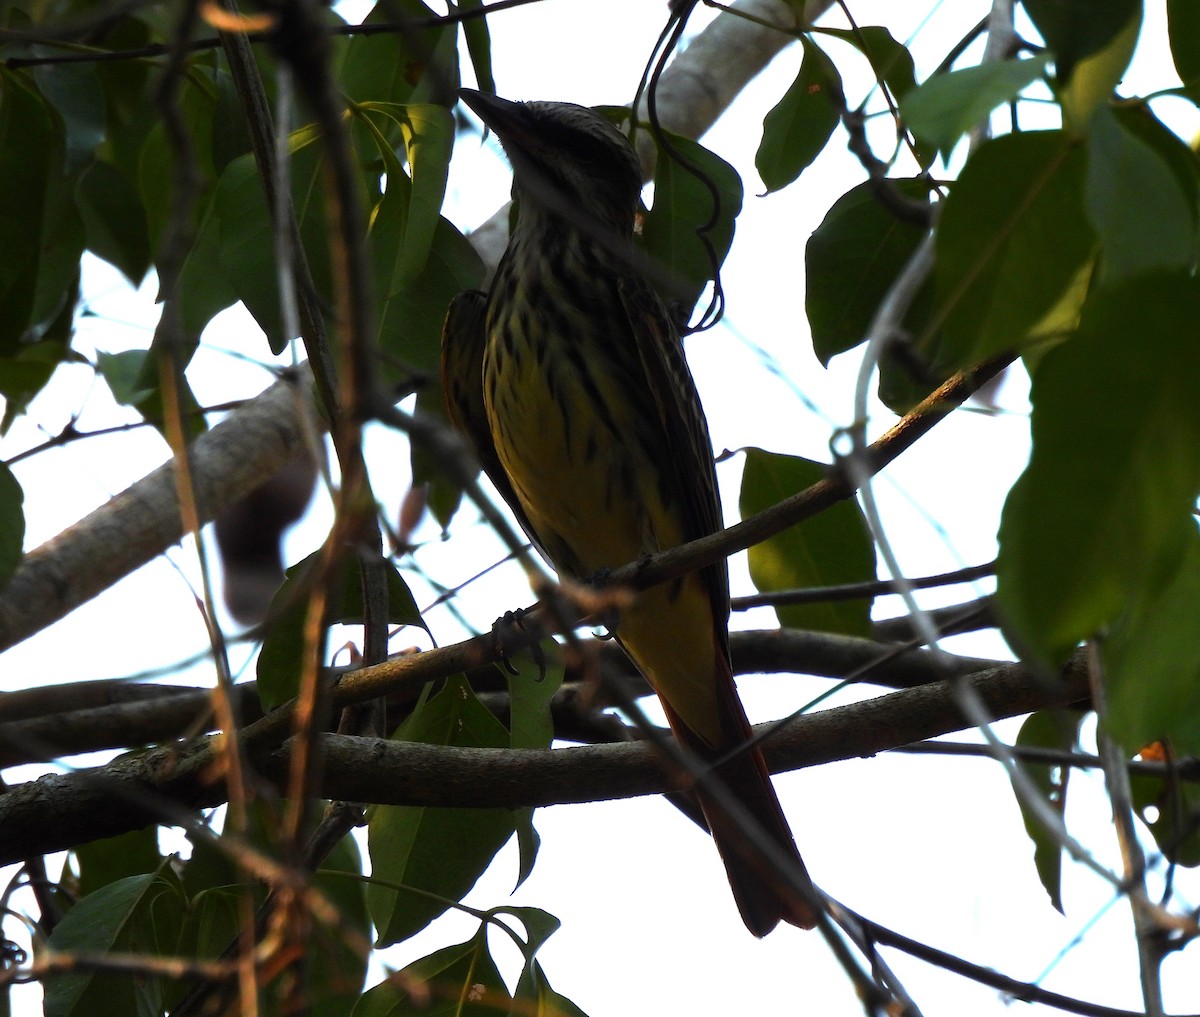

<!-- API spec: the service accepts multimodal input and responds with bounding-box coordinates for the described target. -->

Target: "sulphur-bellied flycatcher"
[441,90,815,936]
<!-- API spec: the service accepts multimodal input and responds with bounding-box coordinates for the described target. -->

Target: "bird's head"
[460,89,643,234]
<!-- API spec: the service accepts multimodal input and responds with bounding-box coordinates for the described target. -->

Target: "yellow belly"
[484,331,725,747]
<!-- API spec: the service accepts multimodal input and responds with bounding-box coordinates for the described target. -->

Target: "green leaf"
[505,655,559,889]
[359,102,454,291]
[933,131,1094,369]
[805,177,936,366]
[45,871,185,1017]
[739,449,876,636]
[212,126,331,354]
[494,907,590,1017]
[814,26,917,100]
[901,55,1051,159]
[368,678,517,945]
[176,196,241,341]
[0,340,71,433]
[1130,762,1200,867]
[340,0,458,107]
[997,272,1200,664]
[1022,0,1141,83]
[353,930,510,1017]
[411,384,460,528]
[1109,105,1200,237]
[1103,528,1200,756]
[0,70,57,350]
[378,216,484,380]
[211,67,255,173]
[32,46,105,171]
[1084,105,1196,281]
[642,132,743,317]
[137,70,218,255]
[257,552,426,708]
[95,349,207,441]
[0,461,24,588]
[71,828,163,899]
[459,0,496,95]
[1168,0,1200,85]
[1011,710,1083,913]
[175,807,369,1015]
[76,159,152,284]
[755,39,842,193]
[96,349,155,405]
[1059,5,1142,133]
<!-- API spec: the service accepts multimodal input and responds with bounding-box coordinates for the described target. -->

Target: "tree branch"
[0,369,317,654]
[0,650,1088,862]
[0,627,998,766]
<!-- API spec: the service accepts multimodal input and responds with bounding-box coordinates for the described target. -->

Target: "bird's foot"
[491,608,548,681]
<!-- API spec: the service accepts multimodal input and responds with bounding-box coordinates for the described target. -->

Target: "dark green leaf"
[1110,104,1200,233]
[459,0,496,95]
[45,870,185,1017]
[506,654,560,888]
[805,177,935,365]
[137,70,217,253]
[212,126,330,354]
[0,70,58,350]
[94,16,156,169]
[96,349,154,405]
[76,159,152,284]
[1168,0,1200,85]
[71,828,162,899]
[642,132,743,317]
[0,340,70,433]
[0,461,24,588]
[1011,710,1083,913]
[95,349,206,440]
[814,26,917,100]
[359,102,454,291]
[28,171,86,346]
[1130,763,1200,867]
[378,216,484,380]
[1058,6,1142,131]
[1022,0,1141,82]
[901,55,1050,159]
[1103,528,1200,756]
[257,552,426,708]
[211,68,254,173]
[1085,106,1196,281]
[175,806,368,1014]
[353,930,510,1016]
[756,39,842,193]
[511,961,590,1017]
[933,131,1094,369]
[177,198,241,341]
[32,47,105,171]
[340,0,458,108]
[997,272,1200,664]
[367,677,517,945]
[411,384,465,527]
[739,449,876,636]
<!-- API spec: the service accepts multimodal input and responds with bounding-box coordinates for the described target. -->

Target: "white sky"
[4,1,1200,1015]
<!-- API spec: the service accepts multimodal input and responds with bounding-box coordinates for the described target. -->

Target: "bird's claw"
[490,608,548,681]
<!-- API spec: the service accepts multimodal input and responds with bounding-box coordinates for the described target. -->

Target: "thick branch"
[0,652,1088,862]
[0,369,316,653]
[0,628,997,766]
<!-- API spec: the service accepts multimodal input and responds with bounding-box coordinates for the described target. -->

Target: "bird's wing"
[618,274,731,646]
[440,289,548,562]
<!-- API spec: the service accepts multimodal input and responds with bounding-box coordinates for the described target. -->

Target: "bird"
[440,89,817,936]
